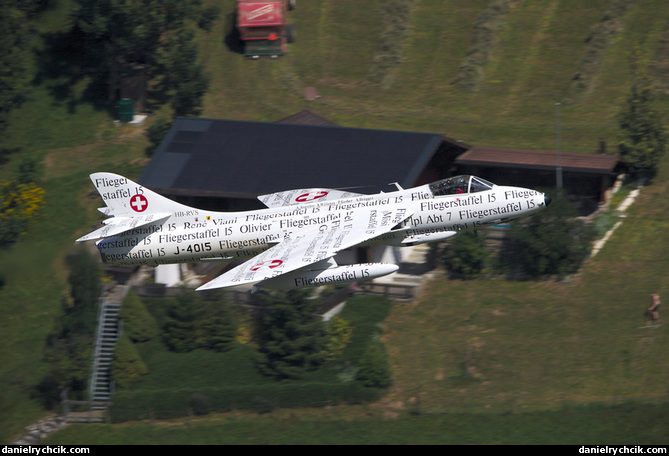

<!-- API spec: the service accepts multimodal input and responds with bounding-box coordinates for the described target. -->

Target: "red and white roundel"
[130,194,149,212]
[295,191,328,203]
[250,259,283,272]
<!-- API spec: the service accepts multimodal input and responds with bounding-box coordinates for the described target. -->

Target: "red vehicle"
[236,0,296,58]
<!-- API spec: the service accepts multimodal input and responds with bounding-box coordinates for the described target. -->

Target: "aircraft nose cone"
[544,193,552,207]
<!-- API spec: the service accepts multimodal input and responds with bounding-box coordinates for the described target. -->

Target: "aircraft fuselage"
[96,180,548,267]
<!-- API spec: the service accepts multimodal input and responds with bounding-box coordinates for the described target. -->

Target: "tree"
[162,289,238,353]
[156,28,209,116]
[111,332,148,389]
[73,0,195,63]
[199,301,237,353]
[120,289,158,343]
[0,0,32,135]
[64,246,102,337]
[502,191,594,278]
[72,0,211,115]
[162,288,203,353]
[256,290,327,380]
[617,74,667,179]
[41,247,102,402]
[145,116,172,156]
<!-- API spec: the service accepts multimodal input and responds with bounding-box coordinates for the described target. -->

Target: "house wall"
[456,165,616,216]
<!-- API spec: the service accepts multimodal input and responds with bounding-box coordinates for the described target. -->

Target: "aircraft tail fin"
[88,172,192,217]
[76,172,194,242]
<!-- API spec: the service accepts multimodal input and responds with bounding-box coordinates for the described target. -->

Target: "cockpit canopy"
[428,175,494,197]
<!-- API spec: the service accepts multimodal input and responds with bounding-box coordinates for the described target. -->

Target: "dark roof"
[277,110,337,126]
[456,146,619,174]
[139,117,445,197]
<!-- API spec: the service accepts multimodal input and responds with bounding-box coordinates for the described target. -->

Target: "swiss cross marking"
[130,194,148,212]
[250,259,283,271]
[296,191,328,203]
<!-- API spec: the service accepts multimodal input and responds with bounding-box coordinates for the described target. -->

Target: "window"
[428,176,494,196]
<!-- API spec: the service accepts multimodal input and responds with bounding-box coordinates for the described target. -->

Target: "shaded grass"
[43,401,669,444]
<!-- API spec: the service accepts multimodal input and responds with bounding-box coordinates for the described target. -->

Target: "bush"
[356,344,392,389]
[501,191,594,278]
[322,316,354,362]
[109,383,383,422]
[442,230,488,278]
[0,179,45,248]
[145,117,172,157]
[189,392,211,416]
[112,333,148,389]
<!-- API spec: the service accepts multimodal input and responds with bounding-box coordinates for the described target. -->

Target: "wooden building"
[138,112,469,211]
[456,146,621,215]
[140,111,621,216]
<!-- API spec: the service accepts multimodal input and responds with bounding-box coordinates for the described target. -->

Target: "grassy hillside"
[2,0,669,444]
[201,0,669,150]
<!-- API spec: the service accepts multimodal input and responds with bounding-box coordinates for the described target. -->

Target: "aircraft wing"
[76,213,171,242]
[258,188,365,207]
[197,206,412,291]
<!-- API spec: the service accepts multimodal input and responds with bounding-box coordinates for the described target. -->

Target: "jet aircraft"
[77,173,551,291]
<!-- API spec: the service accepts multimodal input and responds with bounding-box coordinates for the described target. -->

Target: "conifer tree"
[120,290,158,343]
[199,301,237,353]
[617,74,667,179]
[162,289,203,353]
[256,290,327,380]
[111,332,148,389]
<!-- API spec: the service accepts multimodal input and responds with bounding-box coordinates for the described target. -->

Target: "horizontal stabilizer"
[76,213,170,242]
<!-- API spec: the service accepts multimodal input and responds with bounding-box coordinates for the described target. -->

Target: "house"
[456,146,621,215]
[139,112,621,285]
[139,113,469,212]
[138,112,469,272]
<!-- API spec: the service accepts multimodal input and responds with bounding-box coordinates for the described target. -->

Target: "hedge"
[109,382,384,422]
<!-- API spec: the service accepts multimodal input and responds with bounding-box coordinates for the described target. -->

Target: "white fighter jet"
[76,173,551,291]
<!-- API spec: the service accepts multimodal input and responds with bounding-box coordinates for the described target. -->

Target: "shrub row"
[109,382,384,422]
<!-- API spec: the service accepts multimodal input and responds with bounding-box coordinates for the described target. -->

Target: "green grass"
[43,401,669,444]
[381,157,669,417]
[3,0,669,444]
